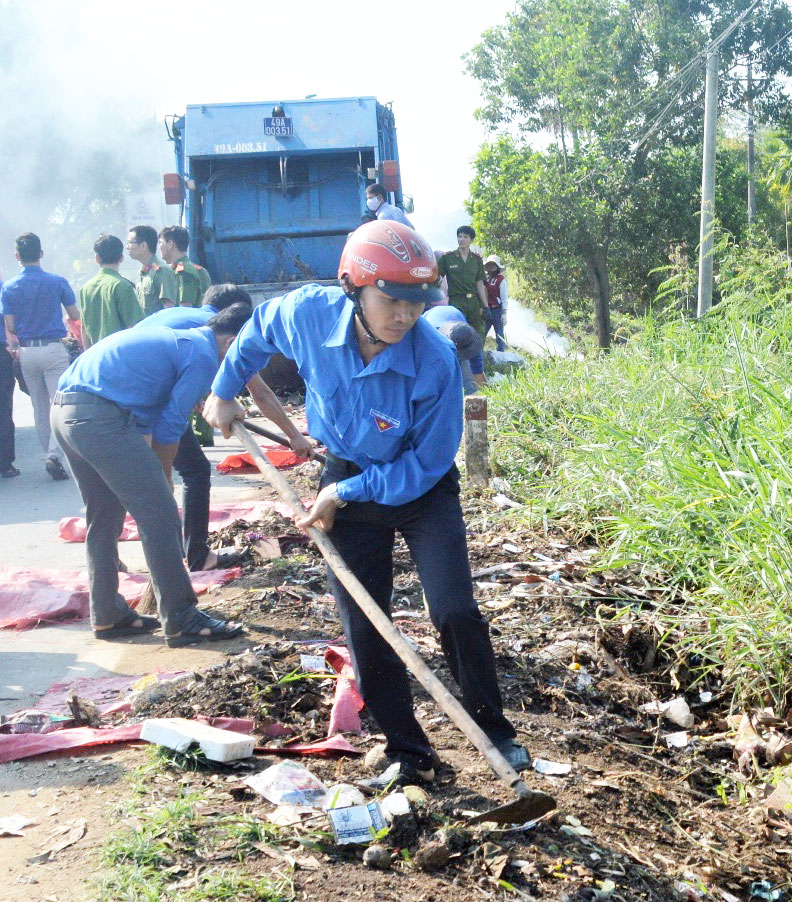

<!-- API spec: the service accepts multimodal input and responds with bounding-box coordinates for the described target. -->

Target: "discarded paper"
[326,801,386,845]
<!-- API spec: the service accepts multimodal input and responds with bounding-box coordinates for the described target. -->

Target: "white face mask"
[366,196,381,211]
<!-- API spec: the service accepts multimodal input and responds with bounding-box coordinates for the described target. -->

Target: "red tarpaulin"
[0,565,241,630]
[0,724,144,763]
[216,443,306,474]
[58,500,294,543]
[257,735,362,757]
[325,645,365,736]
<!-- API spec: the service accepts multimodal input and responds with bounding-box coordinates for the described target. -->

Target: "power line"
[632,0,763,152]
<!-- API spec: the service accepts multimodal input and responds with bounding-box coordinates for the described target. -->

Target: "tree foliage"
[466,0,792,346]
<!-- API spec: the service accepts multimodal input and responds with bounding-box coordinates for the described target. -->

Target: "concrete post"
[464,395,488,487]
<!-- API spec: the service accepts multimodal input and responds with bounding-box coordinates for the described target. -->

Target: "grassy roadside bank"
[488,236,792,709]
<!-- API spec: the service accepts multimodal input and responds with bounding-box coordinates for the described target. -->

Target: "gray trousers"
[20,341,69,461]
[50,391,199,634]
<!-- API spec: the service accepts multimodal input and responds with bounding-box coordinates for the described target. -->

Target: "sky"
[0,0,519,279]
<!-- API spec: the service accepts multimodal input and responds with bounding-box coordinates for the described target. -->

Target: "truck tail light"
[163,173,184,205]
[380,160,400,193]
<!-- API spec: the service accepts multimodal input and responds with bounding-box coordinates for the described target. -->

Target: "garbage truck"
[164,95,410,303]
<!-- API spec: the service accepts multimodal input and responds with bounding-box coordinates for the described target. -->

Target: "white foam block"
[140,717,255,762]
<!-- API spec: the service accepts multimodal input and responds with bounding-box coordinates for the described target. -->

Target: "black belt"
[324,451,362,477]
[19,337,62,347]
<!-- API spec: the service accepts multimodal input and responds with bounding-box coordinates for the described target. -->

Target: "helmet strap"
[345,287,385,345]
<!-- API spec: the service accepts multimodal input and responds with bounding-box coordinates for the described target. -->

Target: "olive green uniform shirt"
[195,264,212,300]
[437,249,487,336]
[80,268,144,345]
[137,255,178,316]
[172,256,203,308]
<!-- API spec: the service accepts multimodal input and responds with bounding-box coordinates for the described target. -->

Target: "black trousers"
[322,459,515,770]
[0,347,15,470]
[173,426,211,570]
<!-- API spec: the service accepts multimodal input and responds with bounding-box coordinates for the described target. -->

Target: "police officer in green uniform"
[157,226,214,443]
[158,226,203,308]
[80,235,144,347]
[437,225,489,338]
[195,264,212,299]
[126,225,178,316]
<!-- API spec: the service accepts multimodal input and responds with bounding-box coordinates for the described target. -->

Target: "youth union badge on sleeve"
[370,409,400,432]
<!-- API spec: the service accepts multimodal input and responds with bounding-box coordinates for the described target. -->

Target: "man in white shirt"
[365,183,414,228]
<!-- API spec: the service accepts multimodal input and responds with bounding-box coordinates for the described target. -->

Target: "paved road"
[0,386,267,717]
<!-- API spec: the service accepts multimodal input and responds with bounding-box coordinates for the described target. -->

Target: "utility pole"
[747,57,756,225]
[697,51,719,318]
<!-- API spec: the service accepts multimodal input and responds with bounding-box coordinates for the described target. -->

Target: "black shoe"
[45,458,69,481]
[494,740,532,772]
[190,548,247,572]
[1,466,20,478]
[359,760,435,792]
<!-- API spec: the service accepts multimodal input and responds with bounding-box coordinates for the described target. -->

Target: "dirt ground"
[1,442,791,902]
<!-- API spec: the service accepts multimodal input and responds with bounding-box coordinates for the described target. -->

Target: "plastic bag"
[244,761,327,808]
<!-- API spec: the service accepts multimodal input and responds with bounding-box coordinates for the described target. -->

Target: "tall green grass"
[489,232,792,707]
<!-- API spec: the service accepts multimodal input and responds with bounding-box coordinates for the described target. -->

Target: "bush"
[488,231,792,707]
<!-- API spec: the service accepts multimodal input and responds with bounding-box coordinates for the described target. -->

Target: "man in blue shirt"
[50,304,251,646]
[0,233,80,480]
[365,183,414,228]
[204,220,531,786]
[136,283,313,571]
[423,304,485,395]
[0,275,18,478]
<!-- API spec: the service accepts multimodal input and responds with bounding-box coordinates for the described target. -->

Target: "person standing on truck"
[50,304,250,646]
[437,226,489,340]
[80,235,144,347]
[135,282,314,571]
[159,226,203,307]
[126,225,178,315]
[365,183,414,228]
[0,232,80,481]
[203,219,532,787]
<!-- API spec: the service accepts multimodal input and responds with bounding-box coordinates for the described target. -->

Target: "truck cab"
[166,96,406,301]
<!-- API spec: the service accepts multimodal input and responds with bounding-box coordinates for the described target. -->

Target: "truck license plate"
[264,117,293,137]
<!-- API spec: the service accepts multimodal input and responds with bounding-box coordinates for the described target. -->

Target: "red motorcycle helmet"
[339,220,443,303]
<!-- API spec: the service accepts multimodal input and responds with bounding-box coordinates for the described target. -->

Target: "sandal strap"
[182,610,227,634]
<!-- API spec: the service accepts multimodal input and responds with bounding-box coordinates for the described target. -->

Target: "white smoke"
[503,300,572,358]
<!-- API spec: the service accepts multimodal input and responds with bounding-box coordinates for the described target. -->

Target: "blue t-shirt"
[0,281,4,345]
[59,325,220,445]
[0,266,76,341]
[134,304,218,330]
[423,305,484,375]
[212,284,463,506]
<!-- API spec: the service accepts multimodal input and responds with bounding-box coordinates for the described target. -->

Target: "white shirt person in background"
[365,183,414,228]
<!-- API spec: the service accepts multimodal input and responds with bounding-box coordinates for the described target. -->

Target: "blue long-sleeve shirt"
[212,284,463,505]
[134,304,218,330]
[423,305,484,375]
[59,325,220,444]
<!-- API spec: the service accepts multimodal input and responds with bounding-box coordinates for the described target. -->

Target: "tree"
[466,0,792,347]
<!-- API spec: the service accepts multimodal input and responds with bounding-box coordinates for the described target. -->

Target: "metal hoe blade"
[467,783,557,825]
